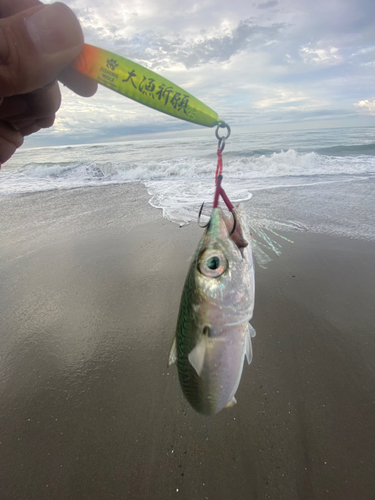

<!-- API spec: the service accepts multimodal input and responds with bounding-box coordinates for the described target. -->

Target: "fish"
[168,205,255,416]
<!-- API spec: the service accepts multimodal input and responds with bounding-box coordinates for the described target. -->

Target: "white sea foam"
[2,131,375,234]
[3,148,375,194]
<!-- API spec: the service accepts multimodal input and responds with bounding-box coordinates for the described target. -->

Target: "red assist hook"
[213,123,233,211]
[197,123,234,230]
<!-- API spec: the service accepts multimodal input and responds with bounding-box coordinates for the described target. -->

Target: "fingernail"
[26,3,83,55]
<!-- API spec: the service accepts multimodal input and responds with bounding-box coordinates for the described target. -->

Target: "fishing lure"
[73,44,225,128]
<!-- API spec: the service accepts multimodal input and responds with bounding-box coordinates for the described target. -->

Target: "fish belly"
[178,324,247,416]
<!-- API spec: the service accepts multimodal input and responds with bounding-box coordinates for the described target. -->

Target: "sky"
[29,0,375,146]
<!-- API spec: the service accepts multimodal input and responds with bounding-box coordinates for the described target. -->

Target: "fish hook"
[230,209,237,236]
[198,202,236,236]
[198,202,210,228]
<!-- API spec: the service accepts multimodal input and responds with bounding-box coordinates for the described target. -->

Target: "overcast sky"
[30,0,375,146]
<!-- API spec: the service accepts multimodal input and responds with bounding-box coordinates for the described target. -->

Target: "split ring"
[215,122,231,141]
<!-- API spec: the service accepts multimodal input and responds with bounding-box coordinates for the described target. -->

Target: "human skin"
[0,0,98,165]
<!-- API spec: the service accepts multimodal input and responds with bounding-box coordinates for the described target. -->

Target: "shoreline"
[1,185,375,499]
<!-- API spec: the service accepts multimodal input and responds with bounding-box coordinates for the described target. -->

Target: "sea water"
[2,126,375,240]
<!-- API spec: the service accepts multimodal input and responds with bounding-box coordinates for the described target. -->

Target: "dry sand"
[1,184,375,499]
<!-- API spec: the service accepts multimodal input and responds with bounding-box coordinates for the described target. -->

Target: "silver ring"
[215,123,231,141]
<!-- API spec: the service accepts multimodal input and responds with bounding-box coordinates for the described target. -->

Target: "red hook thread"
[212,147,234,212]
[215,148,223,182]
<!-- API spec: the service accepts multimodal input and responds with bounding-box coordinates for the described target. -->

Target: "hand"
[0,0,98,165]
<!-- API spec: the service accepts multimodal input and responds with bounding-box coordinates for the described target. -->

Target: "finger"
[36,115,55,128]
[0,121,24,164]
[0,95,29,119]
[0,0,42,18]
[13,114,55,129]
[3,83,60,134]
[59,67,98,98]
[27,84,62,118]
[19,123,41,137]
[11,118,36,130]
[0,2,84,96]
[3,82,61,123]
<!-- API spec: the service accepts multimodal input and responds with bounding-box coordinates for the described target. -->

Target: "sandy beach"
[1,184,375,500]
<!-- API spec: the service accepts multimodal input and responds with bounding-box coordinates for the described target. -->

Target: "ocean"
[2,126,375,499]
[2,126,375,240]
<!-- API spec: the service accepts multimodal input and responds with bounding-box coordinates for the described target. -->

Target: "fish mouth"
[207,207,249,254]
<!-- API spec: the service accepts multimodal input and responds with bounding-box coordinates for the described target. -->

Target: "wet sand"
[1,185,375,500]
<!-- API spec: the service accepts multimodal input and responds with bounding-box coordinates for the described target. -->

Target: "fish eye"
[198,250,227,278]
[207,256,220,270]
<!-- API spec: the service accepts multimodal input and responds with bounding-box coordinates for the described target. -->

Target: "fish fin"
[167,335,177,367]
[188,336,207,377]
[245,326,253,365]
[225,396,237,408]
[249,323,256,337]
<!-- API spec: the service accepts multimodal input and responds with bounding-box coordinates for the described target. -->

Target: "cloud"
[257,1,278,10]
[79,19,286,71]
[29,0,375,147]
[354,99,375,114]
[299,46,342,65]
[152,19,285,69]
[254,89,308,108]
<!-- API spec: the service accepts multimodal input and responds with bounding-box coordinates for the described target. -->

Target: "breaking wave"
[2,148,375,198]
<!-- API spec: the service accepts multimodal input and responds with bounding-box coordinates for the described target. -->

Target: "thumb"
[0,2,84,97]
